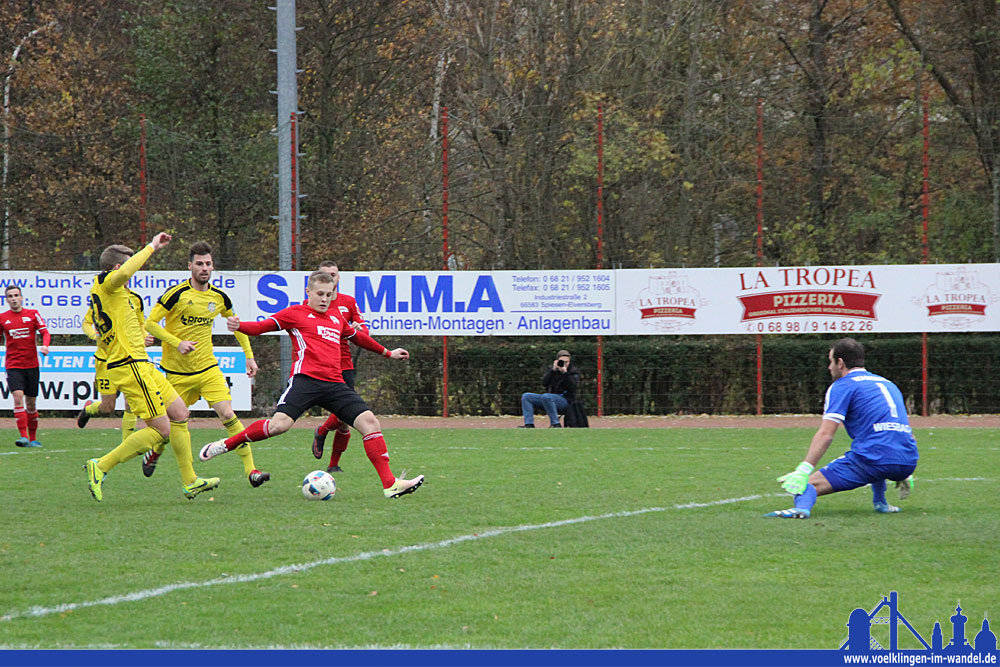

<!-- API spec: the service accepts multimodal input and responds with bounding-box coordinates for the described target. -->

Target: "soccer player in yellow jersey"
[77,289,148,440]
[83,232,219,502]
[142,241,269,488]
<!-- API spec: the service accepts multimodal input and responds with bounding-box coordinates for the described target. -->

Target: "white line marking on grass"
[0,493,775,623]
[3,477,989,624]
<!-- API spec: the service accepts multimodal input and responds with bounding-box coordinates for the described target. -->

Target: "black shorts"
[6,367,40,397]
[275,374,370,425]
[342,368,356,391]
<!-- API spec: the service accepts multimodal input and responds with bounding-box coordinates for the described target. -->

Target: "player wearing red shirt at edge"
[309,260,367,473]
[1,286,51,447]
[198,270,424,499]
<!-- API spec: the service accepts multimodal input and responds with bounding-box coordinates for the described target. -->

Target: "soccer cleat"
[895,475,914,500]
[327,464,343,474]
[199,439,229,461]
[182,477,220,499]
[248,470,271,488]
[14,437,30,447]
[311,429,326,459]
[763,507,810,519]
[384,474,425,499]
[77,400,94,428]
[141,449,160,477]
[84,458,106,502]
[27,440,41,448]
[874,502,901,514]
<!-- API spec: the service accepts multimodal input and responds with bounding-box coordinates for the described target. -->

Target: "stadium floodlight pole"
[271,0,300,379]
[290,111,298,270]
[441,105,450,418]
[2,20,57,270]
[755,98,765,417]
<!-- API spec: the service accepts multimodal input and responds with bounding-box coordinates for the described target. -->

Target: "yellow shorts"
[94,358,116,397]
[107,361,179,421]
[166,365,233,409]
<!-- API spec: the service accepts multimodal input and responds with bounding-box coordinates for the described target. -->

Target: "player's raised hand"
[177,341,197,355]
[246,358,259,378]
[151,232,172,250]
[776,461,814,495]
[389,348,409,361]
[226,316,241,332]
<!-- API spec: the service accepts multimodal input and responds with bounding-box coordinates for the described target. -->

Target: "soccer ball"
[302,470,337,501]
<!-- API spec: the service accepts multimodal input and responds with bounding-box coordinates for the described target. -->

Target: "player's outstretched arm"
[776,419,838,494]
[233,317,280,336]
[105,235,168,289]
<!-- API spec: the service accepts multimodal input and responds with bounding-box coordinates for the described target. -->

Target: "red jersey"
[303,292,368,372]
[240,303,387,383]
[0,308,50,369]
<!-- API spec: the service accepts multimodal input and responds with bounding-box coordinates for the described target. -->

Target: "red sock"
[317,413,340,437]
[328,428,351,467]
[26,411,38,440]
[224,419,271,449]
[14,408,27,438]
[362,431,395,488]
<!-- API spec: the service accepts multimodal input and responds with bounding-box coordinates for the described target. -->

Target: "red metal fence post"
[921,92,931,416]
[596,104,605,417]
[755,99,765,416]
[441,106,450,418]
[139,114,147,245]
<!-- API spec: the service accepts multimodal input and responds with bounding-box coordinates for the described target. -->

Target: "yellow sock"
[98,427,167,473]
[224,416,256,475]
[86,401,103,416]
[169,419,198,486]
[120,410,137,443]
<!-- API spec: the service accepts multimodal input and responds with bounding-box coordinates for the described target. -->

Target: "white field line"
[0,477,990,624]
[1,493,779,623]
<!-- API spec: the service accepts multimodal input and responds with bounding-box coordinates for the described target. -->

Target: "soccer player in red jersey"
[198,270,424,499]
[1,286,50,447]
[308,260,368,473]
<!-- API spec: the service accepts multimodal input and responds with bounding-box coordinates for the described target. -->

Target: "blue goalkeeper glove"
[777,461,814,495]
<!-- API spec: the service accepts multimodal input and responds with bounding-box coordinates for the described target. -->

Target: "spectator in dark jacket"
[518,349,579,428]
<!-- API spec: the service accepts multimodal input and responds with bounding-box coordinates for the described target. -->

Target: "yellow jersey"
[83,289,145,361]
[88,244,155,368]
[145,279,254,375]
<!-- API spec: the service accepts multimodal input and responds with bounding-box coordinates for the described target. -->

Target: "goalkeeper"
[765,338,918,519]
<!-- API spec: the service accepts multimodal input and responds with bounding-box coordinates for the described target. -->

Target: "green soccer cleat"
[84,458,106,502]
[895,475,914,500]
[182,477,220,499]
[384,474,425,499]
[763,507,810,519]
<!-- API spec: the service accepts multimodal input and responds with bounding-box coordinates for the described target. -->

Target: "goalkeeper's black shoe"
[249,470,271,488]
[77,400,94,429]
[311,430,326,459]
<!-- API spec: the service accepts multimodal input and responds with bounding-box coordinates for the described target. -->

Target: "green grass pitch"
[1,425,996,649]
